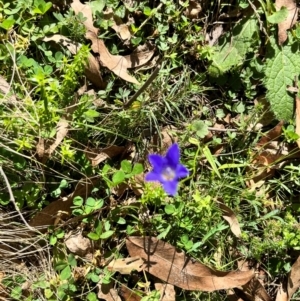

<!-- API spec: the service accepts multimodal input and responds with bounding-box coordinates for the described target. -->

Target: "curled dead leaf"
[43,34,104,88]
[85,145,126,166]
[154,282,176,301]
[65,231,93,259]
[126,237,254,291]
[124,44,155,69]
[107,257,143,274]
[217,201,241,238]
[71,0,139,84]
[0,75,18,104]
[275,0,298,44]
[185,0,202,19]
[29,177,99,230]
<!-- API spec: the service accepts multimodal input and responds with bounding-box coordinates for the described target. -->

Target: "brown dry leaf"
[98,281,122,301]
[103,8,131,40]
[295,96,300,149]
[29,177,99,230]
[276,0,298,45]
[154,282,176,301]
[43,34,103,88]
[87,32,140,84]
[112,23,131,40]
[107,257,143,274]
[65,231,93,258]
[185,0,202,19]
[124,44,155,69]
[286,256,300,300]
[119,285,142,301]
[0,75,17,104]
[46,119,68,156]
[205,25,223,46]
[256,121,284,147]
[217,201,241,238]
[71,0,98,34]
[85,145,126,166]
[126,237,254,291]
[71,0,139,84]
[236,259,272,301]
[276,284,288,301]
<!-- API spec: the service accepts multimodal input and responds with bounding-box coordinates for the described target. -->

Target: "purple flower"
[145,143,189,196]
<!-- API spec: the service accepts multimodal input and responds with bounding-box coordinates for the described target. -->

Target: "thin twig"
[124,59,162,108]
[208,126,238,132]
[0,166,35,231]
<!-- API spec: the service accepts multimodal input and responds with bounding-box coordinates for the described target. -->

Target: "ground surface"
[1,0,300,300]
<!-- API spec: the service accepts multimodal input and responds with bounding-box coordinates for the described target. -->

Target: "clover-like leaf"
[192,120,209,138]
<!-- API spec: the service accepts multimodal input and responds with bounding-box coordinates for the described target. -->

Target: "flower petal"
[145,171,163,182]
[175,164,189,179]
[166,143,180,168]
[162,180,178,196]
[148,154,165,172]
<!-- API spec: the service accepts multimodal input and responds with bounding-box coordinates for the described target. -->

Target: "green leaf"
[264,35,300,120]
[0,18,15,30]
[90,0,106,14]
[165,204,175,214]
[88,232,100,240]
[267,7,288,24]
[202,145,221,178]
[99,230,114,239]
[112,170,126,184]
[87,292,98,301]
[121,160,132,173]
[45,288,53,299]
[86,197,96,208]
[192,120,209,138]
[83,110,100,118]
[59,179,68,188]
[131,163,143,175]
[10,287,22,300]
[60,266,71,280]
[73,196,83,206]
[208,17,259,76]
[49,235,57,246]
[116,217,126,224]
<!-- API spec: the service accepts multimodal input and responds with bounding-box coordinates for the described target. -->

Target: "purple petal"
[175,164,189,179]
[145,171,163,182]
[162,180,178,196]
[166,143,180,168]
[148,154,165,172]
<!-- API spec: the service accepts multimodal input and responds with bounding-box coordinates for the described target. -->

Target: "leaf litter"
[126,236,254,291]
[70,0,149,84]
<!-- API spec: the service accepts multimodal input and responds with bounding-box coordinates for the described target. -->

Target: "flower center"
[162,167,176,181]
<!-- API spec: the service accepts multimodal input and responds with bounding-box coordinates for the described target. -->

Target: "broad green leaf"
[90,0,106,14]
[121,160,132,173]
[87,292,98,301]
[208,17,259,76]
[73,196,83,206]
[112,170,126,184]
[99,230,114,239]
[86,197,96,207]
[165,204,175,214]
[131,163,143,175]
[0,18,15,30]
[267,7,288,24]
[88,232,100,240]
[202,145,221,178]
[264,35,300,120]
[60,266,71,280]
